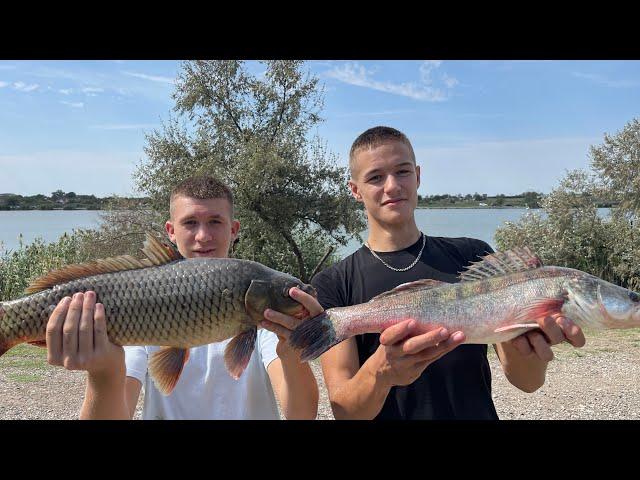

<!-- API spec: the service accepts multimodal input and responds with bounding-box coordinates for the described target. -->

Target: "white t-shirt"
[124,329,281,420]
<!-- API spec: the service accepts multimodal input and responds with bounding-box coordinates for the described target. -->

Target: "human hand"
[508,313,586,362]
[46,291,125,379]
[261,287,324,360]
[372,319,465,388]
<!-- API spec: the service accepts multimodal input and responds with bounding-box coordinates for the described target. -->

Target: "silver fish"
[289,247,640,361]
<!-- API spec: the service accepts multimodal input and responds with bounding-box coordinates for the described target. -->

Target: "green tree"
[495,118,640,290]
[51,190,66,202]
[116,60,366,282]
[522,191,541,208]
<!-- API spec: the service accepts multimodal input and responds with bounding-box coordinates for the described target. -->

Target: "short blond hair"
[169,175,234,218]
[349,126,416,176]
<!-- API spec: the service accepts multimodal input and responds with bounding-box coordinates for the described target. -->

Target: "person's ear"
[416,165,421,189]
[230,219,240,241]
[348,179,363,202]
[165,220,176,243]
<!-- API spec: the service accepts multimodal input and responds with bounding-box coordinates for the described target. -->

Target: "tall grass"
[0,231,94,302]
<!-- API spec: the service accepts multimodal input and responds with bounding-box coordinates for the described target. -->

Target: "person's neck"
[366,221,422,252]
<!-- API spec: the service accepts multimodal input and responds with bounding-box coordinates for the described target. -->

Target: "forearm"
[277,355,319,420]
[328,351,392,420]
[495,342,548,393]
[79,371,131,420]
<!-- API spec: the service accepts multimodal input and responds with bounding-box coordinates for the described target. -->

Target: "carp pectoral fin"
[224,327,257,380]
[27,340,47,348]
[494,323,539,334]
[148,347,191,396]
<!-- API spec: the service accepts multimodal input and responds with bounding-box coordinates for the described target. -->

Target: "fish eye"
[630,291,640,303]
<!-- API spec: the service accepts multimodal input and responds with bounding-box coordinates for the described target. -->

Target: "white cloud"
[442,73,459,88]
[572,72,640,88]
[13,82,39,92]
[419,60,442,84]
[89,124,158,130]
[325,61,457,102]
[122,71,174,84]
[334,109,416,118]
[82,87,104,96]
[60,101,84,108]
[59,88,73,95]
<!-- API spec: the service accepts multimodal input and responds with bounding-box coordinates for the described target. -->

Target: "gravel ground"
[2,327,639,420]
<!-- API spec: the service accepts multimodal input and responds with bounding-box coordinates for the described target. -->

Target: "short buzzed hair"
[349,126,416,176]
[170,175,234,218]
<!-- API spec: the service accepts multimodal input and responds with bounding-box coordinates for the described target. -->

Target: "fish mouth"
[300,284,317,298]
[292,307,311,320]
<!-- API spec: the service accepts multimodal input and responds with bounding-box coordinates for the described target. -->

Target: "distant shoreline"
[416,206,538,210]
[2,206,537,211]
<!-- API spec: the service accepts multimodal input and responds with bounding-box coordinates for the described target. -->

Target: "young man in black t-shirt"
[307,126,587,420]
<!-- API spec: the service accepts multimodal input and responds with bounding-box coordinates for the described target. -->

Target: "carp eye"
[630,291,640,303]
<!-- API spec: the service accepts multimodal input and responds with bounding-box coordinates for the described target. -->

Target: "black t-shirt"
[311,234,498,420]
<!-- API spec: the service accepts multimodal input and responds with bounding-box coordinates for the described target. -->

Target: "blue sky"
[1,60,638,197]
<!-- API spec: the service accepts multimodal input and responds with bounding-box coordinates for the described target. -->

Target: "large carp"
[0,233,316,394]
[289,247,640,361]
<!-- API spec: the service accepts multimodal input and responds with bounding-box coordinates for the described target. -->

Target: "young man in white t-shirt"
[45,176,320,419]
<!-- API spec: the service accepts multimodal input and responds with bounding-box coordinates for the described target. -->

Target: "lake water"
[0,210,104,252]
[1,208,611,256]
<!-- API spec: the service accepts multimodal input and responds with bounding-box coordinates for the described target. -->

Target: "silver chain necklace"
[364,233,426,272]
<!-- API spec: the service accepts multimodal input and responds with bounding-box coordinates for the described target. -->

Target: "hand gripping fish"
[0,233,316,394]
[289,247,640,361]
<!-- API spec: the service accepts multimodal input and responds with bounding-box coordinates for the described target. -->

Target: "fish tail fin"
[0,304,11,357]
[289,311,340,362]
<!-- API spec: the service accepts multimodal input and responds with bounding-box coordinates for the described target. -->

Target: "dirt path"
[2,328,639,420]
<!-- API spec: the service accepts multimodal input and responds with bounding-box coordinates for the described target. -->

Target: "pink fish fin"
[224,326,257,380]
[141,232,183,263]
[27,340,48,348]
[148,347,191,396]
[513,297,565,324]
[459,246,543,283]
[370,279,447,302]
[494,323,539,333]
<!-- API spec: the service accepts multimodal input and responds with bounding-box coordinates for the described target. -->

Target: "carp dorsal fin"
[458,246,543,283]
[25,232,182,294]
[369,279,447,302]
[141,232,182,265]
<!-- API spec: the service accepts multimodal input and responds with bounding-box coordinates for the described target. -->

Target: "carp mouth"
[283,283,317,299]
[292,306,311,320]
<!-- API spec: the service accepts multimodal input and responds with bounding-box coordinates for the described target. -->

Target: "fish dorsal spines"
[25,232,183,294]
[459,246,543,283]
[141,233,182,265]
[369,279,447,302]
